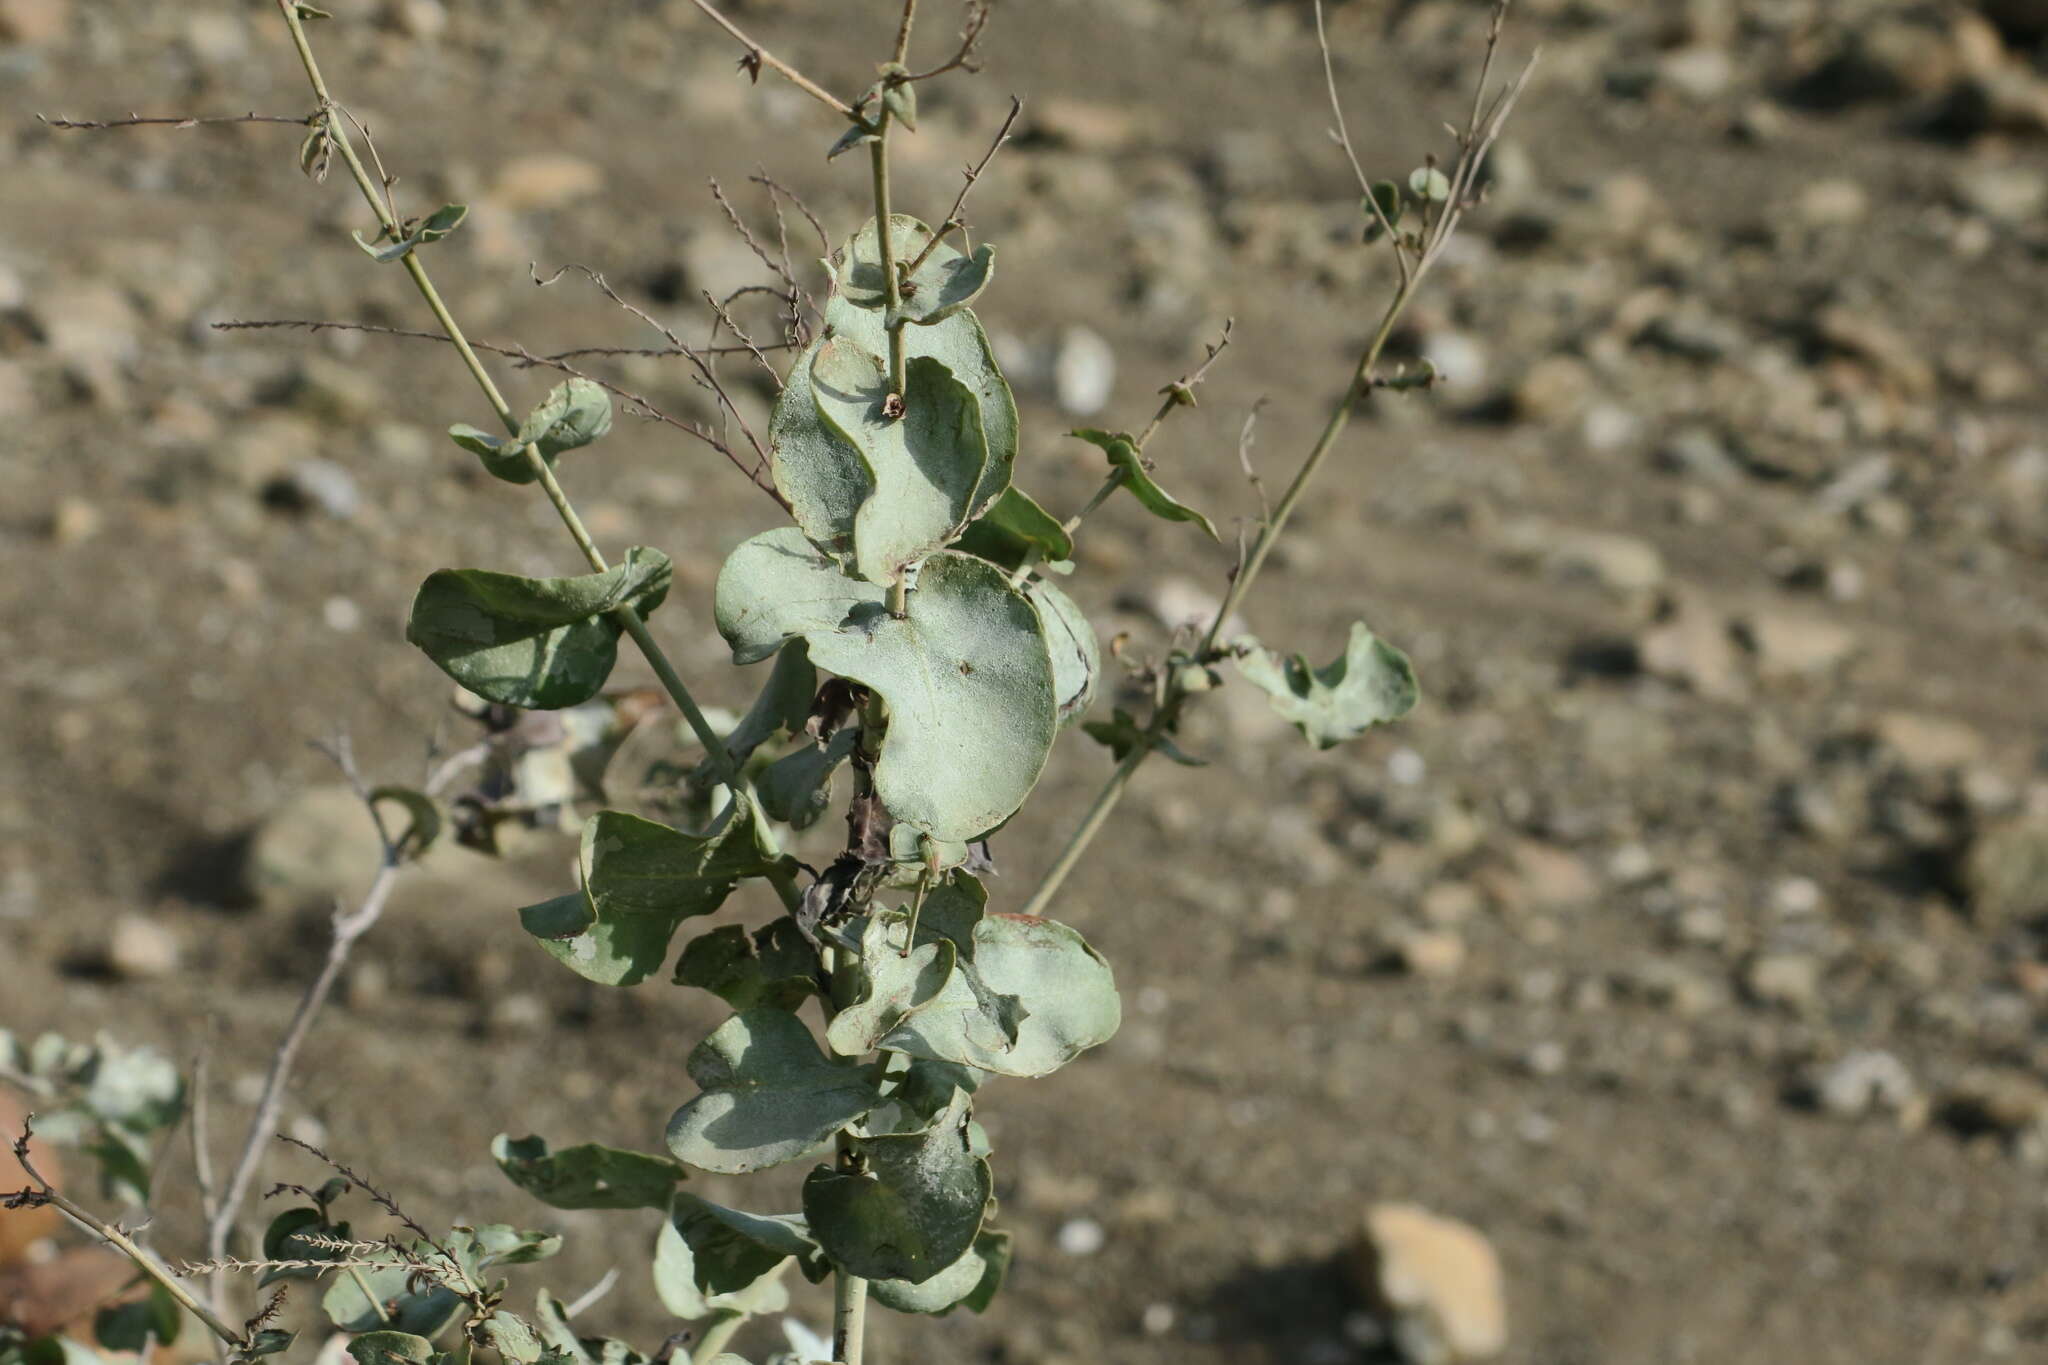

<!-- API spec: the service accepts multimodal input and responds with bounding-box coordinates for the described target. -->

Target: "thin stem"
[893,0,919,63]
[900,96,1021,279]
[13,1124,248,1351]
[271,0,759,800]
[1019,294,1411,919]
[205,860,400,1268]
[1061,469,1126,536]
[868,131,907,397]
[832,1253,869,1365]
[681,0,853,116]
[696,1313,746,1360]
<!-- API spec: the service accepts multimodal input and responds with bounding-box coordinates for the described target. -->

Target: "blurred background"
[5,0,2048,1361]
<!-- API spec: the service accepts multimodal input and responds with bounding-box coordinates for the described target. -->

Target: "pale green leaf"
[342,1333,437,1365]
[810,341,990,586]
[756,727,856,831]
[954,486,1073,571]
[490,1134,687,1211]
[834,214,994,328]
[665,1010,884,1174]
[801,1091,990,1284]
[1025,579,1097,729]
[673,920,818,1012]
[1233,621,1419,750]
[824,911,956,1058]
[405,547,671,710]
[518,802,780,986]
[869,1228,1011,1316]
[714,531,1056,842]
[320,1245,463,1336]
[1071,428,1217,540]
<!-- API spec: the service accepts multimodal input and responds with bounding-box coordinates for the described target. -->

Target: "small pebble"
[1056,1217,1105,1257]
[107,913,180,980]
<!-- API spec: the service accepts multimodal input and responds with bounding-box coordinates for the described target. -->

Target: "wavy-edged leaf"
[666,1010,884,1175]
[491,1134,687,1211]
[406,547,670,710]
[722,641,816,767]
[954,486,1073,571]
[801,1090,990,1285]
[450,378,614,486]
[833,214,994,328]
[1071,428,1217,540]
[715,530,1056,842]
[880,876,1121,1079]
[1024,580,1097,729]
[654,1198,793,1321]
[756,727,856,830]
[824,911,955,1058]
[869,1228,1011,1315]
[1233,621,1419,750]
[810,343,990,586]
[353,203,467,262]
[341,1333,437,1365]
[517,801,780,987]
[674,919,818,1012]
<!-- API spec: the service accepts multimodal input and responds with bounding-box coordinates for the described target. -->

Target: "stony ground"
[6,0,2048,1362]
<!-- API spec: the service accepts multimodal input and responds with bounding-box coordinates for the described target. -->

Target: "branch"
[11,1117,249,1351]
[902,0,992,82]
[901,95,1022,277]
[681,0,854,117]
[37,111,308,130]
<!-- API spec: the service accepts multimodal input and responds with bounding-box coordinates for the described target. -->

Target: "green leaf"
[654,1196,806,1320]
[93,1285,180,1353]
[320,1245,465,1336]
[869,1228,1011,1315]
[344,1334,437,1365]
[352,203,468,262]
[721,642,816,767]
[519,802,780,986]
[1233,621,1419,750]
[518,378,614,457]
[715,531,1057,843]
[491,1134,687,1211]
[478,1315,544,1365]
[833,215,994,329]
[246,1331,297,1360]
[1362,180,1404,242]
[827,122,880,161]
[452,1224,562,1271]
[673,920,818,1012]
[1025,580,1097,729]
[880,877,1121,1078]
[953,486,1073,571]
[824,911,956,1058]
[755,728,856,831]
[368,786,442,861]
[802,1091,991,1284]
[406,547,672,710]
[1070,429,1218,540]
[665,1010,884,1175]
[1409,165,1451,201]
[532,1293,648,1365]
[881,73,918,132]
[769,296,1017,564]
[808,342,992,586]
[1082,707,1206,767]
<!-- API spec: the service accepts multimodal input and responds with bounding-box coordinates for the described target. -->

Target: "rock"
[1810,1049,1916,1119]
[1027,97,1143,153]
[1795,178,1870,229]
[1053,326,1115,417]
[1658,45,1732,101]
[1637,594,1745,700]
[1962,816,2048,926]
[1869,711,1987,775]
[1938,1069,2048,1142]
[1744,953,1822,1012]
[1927,66,2048,139]
[46,496,102,546]
[1352,1204,1508,1364]
[268,458,362,520]
[32,281,139,405]
[1952,163,2048,223]
[1391,928,1467,980]
[1735,609,1859,681]
[1139,575,1245,639]
[182,11,248,66]
[0,359,31,422]
[382,0,449,39]
[106,913,180,980]
[491,153,604,213]
[0,1090,59,1264]
[1785,17,1961,109]
[1810,306,1936,400]
[0,0,67,44]
[1056,1217,1106,1257]
[1495,518,1665,596]
[1420,882,1481,927]
[1511,354,1594,425]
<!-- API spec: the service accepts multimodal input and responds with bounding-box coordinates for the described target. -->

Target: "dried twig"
[902,95,1022,277]
[682,0,853,117]
[1238,397,1270,523]
[37,111,308,131]
[903,0,992,82]
[10,1117,249,1351]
